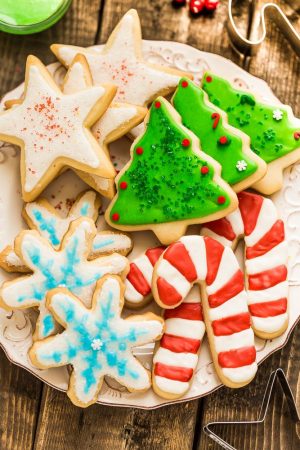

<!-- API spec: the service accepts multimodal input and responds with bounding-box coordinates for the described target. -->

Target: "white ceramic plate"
[0,40,299,409]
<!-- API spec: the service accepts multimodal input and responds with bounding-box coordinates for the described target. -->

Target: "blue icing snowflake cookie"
[29,275,164,407]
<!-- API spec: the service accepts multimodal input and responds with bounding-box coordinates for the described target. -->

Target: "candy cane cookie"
[152,287,205,399]
[201,191,289,339]
[152,236,257,388]
[125,246,166,308]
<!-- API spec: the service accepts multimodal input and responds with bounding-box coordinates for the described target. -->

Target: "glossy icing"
[0,219,128,340]
[30,276,163,406]
[202,72,300,164]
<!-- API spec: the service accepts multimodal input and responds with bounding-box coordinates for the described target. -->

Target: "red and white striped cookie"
[125,246,166,308]
[152,235,257,388]
[152,287,205,399]
[201,191,289,339]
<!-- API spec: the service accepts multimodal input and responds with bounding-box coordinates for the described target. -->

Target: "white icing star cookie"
[0,190,132,273]
[29,275,164,407]
[51,9,191,107]
[0,55,117,201]
[0,218,129,341]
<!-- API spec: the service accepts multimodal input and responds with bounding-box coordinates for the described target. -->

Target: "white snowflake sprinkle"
[91,338,103,351]
[273,109,283,121]
[236,160,248,172]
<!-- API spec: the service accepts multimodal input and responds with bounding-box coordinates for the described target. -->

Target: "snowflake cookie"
[0,218,129,341]
[0,190,132,273]
[29,275,164,407]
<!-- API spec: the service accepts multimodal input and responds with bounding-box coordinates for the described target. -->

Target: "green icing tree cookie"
[201,72,300,195]
[106,97,237,245]
[173,78,266,192]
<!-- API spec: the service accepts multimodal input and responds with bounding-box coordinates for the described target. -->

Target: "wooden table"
[0,1,299,449]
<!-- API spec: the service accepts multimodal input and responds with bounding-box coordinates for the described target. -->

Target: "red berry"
[205,0,219,11]
[181,80,189,88]
[136,147,143,155]
[217,196,226,205]
[189,0,205,15]
[120,181,127,190]
[201,166,209,175]
[112,213,120,222]
[154,101,161,108]
[219,136,228,145]
[182,138,190,147]
[206,75,213,83]
[294,131,300,141]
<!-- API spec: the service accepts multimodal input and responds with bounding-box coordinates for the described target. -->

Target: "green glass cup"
[0,0,72,34]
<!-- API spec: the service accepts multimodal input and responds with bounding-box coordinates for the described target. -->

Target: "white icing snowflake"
[236,160,248,172]
[91,338,103,351]
[273,109,283,121]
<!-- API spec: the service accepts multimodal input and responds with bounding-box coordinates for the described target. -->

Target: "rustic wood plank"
[0,349,42,450]
[0,0,102,96]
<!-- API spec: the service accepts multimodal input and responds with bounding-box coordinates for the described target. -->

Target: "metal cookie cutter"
[227,0,300,57]
[203,368,300,450]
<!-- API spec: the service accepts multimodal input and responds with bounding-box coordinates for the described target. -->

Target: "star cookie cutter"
[227,0,300,57]
[203,368,300,450]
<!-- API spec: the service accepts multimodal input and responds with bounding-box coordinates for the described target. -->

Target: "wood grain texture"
[0,349,42,450]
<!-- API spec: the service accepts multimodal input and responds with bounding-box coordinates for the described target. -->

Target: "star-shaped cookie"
[0,190,132,273]
[29,275,164,407]
[0,55,117,201]
[0,218,129,340]
[51,9,191,107]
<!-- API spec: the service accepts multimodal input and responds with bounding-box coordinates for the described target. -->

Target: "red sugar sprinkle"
[154,101,161,109]
[217,196,226,205]
[201,166,209,174]
[120,181,128,190]
[219,136,228,145]
[294,132,300,140]
[181,80,189,88]
[136,147,144,155]
[182,138,190,147]
[206,75,213,83]
[112,213,120,222]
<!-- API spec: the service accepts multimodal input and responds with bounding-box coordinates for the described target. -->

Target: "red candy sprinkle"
[219,136,228,145]
[201,166,209,175]
[155,101,161,109]
[112,213,120,222]
[206,75,212,83]
[136,147,144,155]
[217,196,226,205]
[189,0,205,15]
[120,181,128,190]
[294,132,300,141]
[182,138,190,147]
[205,0,219,11]
[181,80,189,88]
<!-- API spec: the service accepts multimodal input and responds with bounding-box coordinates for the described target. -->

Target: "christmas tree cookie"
[105,97,238,245]
[172,78,267,192]
[202,72,300,195]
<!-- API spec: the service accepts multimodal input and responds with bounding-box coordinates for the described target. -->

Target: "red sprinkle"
[155,101,161,109]
[136,147,144,155]
[217,196,226,205]
[201,166,209,175]
[294,131,300,141]
[219,136,228,145]
[112,213,120,222]
[206,75,212,83]
[181,80,189,88]
[182,138,190,147]
[120,181,128,190]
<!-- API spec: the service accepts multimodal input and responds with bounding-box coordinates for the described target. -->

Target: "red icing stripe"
[161,334,201,353]
[204,236,224,285]
[127,263,150,296]
[145,246,166,266]
[249,298,287,318]
[218,346,256,369]
[164,303,203,321]
[238,191,263,236]
[163,242,197,282]
[204,218,236,241]
[208,270,244,308]
[154,362,193,382]
[248,265,287,290]
[212,312,251,336]
[157,277,182,306]
[246,220,285,259]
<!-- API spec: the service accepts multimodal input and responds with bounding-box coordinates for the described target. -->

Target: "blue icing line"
[80,202,90,216]
[43,314,55,336]
[32,209,60,246]
[92,238,114,250]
